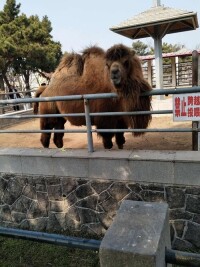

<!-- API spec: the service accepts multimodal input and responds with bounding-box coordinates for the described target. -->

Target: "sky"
[0,0,200,53]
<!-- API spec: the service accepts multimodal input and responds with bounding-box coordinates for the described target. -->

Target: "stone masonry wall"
[1,172,200,252]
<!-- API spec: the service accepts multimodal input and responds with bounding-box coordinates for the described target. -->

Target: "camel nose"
[111,68,119,75]
[111,68,120,81]
[110,67,121,85]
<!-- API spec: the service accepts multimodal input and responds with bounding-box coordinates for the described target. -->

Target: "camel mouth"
[111,77,121,85]
[111,73,121,85]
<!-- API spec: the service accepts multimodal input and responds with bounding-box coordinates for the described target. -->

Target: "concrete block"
[0,155,22,174]
[53,149,91,158]
[129,150,176,162]
[52,157,89,178]
[21,155,54,176]
[89,158,130,180]
[175,151,200,162]
[128,160,174,184]
[100,200,171,267]
[90,150,133,159]
[0,148,25,155]
[174,162,200,186]
[21,148,57,157]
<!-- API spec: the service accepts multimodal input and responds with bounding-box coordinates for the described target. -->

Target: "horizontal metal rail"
[0,93,118,105]
[0,226,101,251]
[166,248,200,266]
[0,128,198,134]
[141,86,200,96]
[0,86,200,151]
[0,86,200,105]
[0,110,173,119]
[1,226,200,266]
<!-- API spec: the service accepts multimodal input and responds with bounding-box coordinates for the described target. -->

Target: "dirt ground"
[0,115,193,151]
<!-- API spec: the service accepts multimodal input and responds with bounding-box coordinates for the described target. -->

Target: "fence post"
[192,50,200,150]
[0,93,5,114]
[171,57,176,87]
[99,201,172,267]
[84,99,94,152]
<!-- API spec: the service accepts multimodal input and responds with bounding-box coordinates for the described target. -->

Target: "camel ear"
[131,49,136,56]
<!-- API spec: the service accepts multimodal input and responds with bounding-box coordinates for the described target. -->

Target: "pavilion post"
[147,60,152,86]
[171,57,176,87]
[192,50,200,150]
[154,27,164,99]
[153,0,161,7]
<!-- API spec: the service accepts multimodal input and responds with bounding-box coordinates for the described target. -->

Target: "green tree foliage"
[0,0,62,92]
[133,40,186,56]
[132,40,150,56]
[0,0,20,24]
[148,42,185,55]
[133,40,190,64]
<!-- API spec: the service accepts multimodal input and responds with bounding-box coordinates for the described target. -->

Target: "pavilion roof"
[110,5,199,39]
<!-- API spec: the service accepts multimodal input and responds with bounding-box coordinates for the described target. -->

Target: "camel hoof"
[55,143,63,148]
[118,144,124,149]
[54,139,63,148]
[41,139,50,148]
[103,141,113,149]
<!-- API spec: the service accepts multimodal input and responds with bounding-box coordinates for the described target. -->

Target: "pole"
[192,50,200,151]
[153,0,161,7]
[84,99,94,152]
[154,26,164,100]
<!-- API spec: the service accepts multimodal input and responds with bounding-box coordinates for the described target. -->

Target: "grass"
[0,236,100,267]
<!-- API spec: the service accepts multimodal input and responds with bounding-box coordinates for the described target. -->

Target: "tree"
[132,41,150,56]
[133,40,189,64]
[132,40,186,56]
[148,42,190,63]
[0,0,62,93]
[0,0,20,24]
[11,14,62,92]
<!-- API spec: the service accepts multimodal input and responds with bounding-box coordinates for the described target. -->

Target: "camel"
[33,53,84,148]
[34,44,152,149]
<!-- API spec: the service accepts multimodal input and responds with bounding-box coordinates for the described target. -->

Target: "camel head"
[105,44,136,89]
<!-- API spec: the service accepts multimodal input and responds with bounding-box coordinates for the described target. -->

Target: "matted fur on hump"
[56,52,84,75]
[81,46,105,59]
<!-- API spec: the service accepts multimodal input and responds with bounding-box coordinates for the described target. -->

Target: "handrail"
[1,87,200,105]
[1,226,200,266]
[0,86,200,152]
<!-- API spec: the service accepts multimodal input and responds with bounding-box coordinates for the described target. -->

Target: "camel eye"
[106,62,110,69]
[124,60,129,69]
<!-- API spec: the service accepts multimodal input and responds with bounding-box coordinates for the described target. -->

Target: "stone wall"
[1,148,200,252]
[1,174,200,251]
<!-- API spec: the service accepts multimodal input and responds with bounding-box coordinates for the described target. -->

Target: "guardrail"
[1,221,200,266]
[1,86,200,151]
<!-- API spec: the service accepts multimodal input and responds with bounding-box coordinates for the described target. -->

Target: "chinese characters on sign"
[173,93,200,121]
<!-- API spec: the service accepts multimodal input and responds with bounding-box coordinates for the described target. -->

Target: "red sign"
[173,93,200,121]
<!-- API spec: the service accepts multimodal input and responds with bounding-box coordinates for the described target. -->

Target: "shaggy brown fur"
[34,44,152,149]
[33,84,47,115]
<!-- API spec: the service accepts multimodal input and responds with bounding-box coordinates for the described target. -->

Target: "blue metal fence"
[1,86,200,152]
[0,226,200,266]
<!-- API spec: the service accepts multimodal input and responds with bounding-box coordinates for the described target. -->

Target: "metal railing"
[142,60,193,88]
[1,86,200,151]
[0,226,200,266]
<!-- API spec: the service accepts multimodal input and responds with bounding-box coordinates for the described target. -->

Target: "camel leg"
[100,133,114,149]
[53,117,66,148]
[115,133,125,149]
[115,118,126,149]
[40,118,53,148]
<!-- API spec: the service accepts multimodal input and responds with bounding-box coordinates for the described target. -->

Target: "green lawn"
[0,237,100,267]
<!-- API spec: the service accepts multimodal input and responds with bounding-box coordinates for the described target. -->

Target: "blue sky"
[0,0,200,52]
